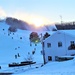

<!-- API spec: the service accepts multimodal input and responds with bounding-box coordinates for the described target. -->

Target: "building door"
[48,56,52,61]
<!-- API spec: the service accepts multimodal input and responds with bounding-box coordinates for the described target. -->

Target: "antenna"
[60,15,62,24]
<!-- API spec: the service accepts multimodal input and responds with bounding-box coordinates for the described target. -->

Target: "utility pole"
[42,42,46,64]
[40,33,46,64]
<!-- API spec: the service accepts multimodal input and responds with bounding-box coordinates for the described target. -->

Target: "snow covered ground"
[0,21,75,75]
[1,59,75,75]
[0,21,44,73]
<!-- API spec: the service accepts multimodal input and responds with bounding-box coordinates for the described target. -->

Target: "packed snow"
[13,59,75,75]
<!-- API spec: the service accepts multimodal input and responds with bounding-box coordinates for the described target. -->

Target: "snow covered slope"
[0,21,44,68]
[0,20,75,75]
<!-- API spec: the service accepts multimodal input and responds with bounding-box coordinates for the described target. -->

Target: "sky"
[0,0,75,26]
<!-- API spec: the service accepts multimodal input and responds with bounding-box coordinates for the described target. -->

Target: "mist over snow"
[5,17,57,31]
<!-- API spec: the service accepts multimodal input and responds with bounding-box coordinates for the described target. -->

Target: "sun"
[29,16,51,28]
[31,17,44,27]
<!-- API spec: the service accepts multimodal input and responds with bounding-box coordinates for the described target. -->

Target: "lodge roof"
[43,30,75,42]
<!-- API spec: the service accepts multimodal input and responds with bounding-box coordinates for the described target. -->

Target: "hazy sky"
[0,0,75,24]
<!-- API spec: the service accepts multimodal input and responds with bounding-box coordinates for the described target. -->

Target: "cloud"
[0,7,6,18]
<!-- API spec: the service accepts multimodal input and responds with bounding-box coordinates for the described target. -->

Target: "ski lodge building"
[43,30,75,63]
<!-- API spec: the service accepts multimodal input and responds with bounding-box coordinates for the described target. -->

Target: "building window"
[47,43,51,48]
[68,41,75,50]
[48,56,52,61]
[71,41,74,44]
[58,42,62,47]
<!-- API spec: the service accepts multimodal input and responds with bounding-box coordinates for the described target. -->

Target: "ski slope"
[0,21,44,70]
[0,21,75,75]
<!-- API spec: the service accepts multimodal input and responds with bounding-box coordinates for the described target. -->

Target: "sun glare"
[31,17,44,27]
[13,12,51,28]
[28,16,51,28]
